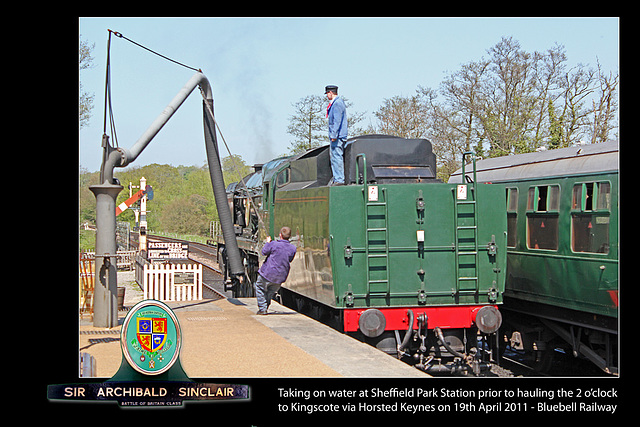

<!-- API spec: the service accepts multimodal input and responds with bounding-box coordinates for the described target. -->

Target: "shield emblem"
[137,317,167,352]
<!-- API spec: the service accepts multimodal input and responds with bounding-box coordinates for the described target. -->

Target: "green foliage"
[160,194,211,236]
[287,94,328,154]
[79,229,95,252]
[79,155,251,237]
[221,154,252,185]
[79,166,100,225]
[547,99,564,149]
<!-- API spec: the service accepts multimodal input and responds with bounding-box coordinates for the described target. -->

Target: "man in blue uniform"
[255,226,297,314]
[325,85,348,185]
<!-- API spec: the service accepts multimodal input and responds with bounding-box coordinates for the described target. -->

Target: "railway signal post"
[139,176,148,253]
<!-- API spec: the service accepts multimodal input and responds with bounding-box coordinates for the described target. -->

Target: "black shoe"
[256,310,268,315]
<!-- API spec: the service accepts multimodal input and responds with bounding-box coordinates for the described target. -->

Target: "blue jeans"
[330,137,347,184]
[254,274,281,312]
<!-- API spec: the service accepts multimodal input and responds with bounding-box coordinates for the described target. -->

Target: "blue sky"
[79,17,619,173]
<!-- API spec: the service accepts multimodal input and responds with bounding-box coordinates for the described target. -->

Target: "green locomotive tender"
[449,141,618,374]
[218,135,507,374]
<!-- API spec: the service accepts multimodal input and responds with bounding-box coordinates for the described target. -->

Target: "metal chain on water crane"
[108,30,201,72]
[102,30,201,169]
[107,29,266,237]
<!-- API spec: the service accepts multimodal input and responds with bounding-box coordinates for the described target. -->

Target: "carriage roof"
[448,141,619,183]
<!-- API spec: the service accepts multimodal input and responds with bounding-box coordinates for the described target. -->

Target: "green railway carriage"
[449,141,619,374]
[219,135,508,374]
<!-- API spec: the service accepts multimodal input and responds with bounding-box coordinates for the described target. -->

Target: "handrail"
[355,153,367,185]
[461,151,477,185]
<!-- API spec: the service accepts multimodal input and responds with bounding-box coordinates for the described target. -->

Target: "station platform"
[79,296,429,378]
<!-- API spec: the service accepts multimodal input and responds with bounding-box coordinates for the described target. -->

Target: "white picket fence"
[142,262,203,302]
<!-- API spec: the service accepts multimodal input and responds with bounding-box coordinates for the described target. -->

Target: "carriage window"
[571,181,611,254]
[507,188,518,212]
[527,185,559,212]
[537,186,548,211]
[572,181,611,212]
[527,185,559,250]
[572,215,610,254]
[585,183,594,210]
[527,215,559,250]
[572,185,582,209]
[507,214,517,248]
[527,187,535,210]
[548,186,560,211]
[506,188,518,248]
[596,182,611,210]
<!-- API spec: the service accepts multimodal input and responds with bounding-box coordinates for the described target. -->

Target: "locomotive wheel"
[238,253,257,298]
[239,276,254,298]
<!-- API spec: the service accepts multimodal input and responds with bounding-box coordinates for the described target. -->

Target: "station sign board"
[148,241,189,260]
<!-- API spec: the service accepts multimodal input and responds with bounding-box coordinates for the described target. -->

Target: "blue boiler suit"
[327,96,348,184]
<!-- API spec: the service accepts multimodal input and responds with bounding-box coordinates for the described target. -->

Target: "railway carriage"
[218,135,508,374]
[449,141,619,374]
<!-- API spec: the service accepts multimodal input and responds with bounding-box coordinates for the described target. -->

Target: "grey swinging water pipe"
[90,71,245,327]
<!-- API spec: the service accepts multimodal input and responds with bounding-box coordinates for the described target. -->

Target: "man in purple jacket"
[255,226,297,314]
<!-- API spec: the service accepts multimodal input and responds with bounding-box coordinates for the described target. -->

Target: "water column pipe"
[89,182,122,328]
[201,93,246,287]
[90,71,244,327]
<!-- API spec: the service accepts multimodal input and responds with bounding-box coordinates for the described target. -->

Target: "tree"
[530,44,567,147]
[547,99,564,149]
[480,37,542,155]
[436,59,490,155]
[110,163,217,234]
[222,154,252,185]
[555,65,590,146]
[79,36,95,129]
[160,194,210,235]
[79,165,99,224]
[80,157,259,236]
[590,61,619,143]
[286,94,367,154]
[418,86,478,179]
[373,94,429,139]
[366,37,618,182]
[419,37,618,162]
[287,95,327,154]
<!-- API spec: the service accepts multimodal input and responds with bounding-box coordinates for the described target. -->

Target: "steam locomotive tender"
[218,135,507,374]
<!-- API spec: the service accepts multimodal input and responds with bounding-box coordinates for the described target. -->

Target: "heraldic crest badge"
[121,300,182,375]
